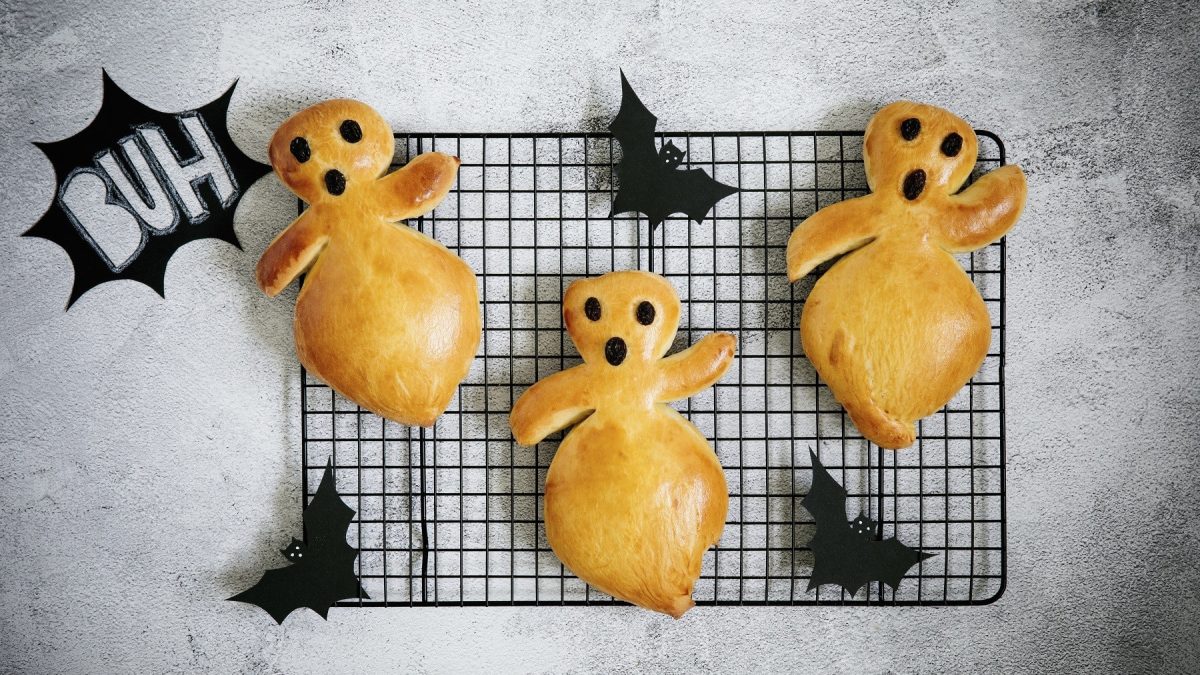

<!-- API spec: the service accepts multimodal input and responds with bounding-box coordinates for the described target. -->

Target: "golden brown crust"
[785,197,877,283]
[256,211,328,297]
[787,101,1026,449]
[258,99,480,427]
[657,332,737,403]
[510,271,735,617]
[938,165,1027,252]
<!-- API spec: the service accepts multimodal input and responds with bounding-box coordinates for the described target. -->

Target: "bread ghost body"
[510,271,736,617]
[787,102,1025,448]
[292,210,479,426]
[799,229,991,448]
[545,405,726,619]
[257,99,480,427]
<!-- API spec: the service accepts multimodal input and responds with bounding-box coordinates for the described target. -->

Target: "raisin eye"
[290,137,311,163]
[900,118,921,141]
[941,132,963,157]
[584,297,601,321]
[636,301,655,326]
[339,120,363,143]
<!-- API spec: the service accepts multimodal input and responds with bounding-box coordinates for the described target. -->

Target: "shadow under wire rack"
[299,130,1008,607]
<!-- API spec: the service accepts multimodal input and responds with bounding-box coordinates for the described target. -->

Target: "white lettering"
[59,168,145,272]
[95,137,177,233]
[139,113,237,223]
[53,112,241,272]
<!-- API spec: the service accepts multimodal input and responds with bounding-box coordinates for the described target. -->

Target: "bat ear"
[280,537,306,558]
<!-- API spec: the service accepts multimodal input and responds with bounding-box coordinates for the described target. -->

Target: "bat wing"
[804,450,861,594]
[801,450,851,531]
[807,531,932,597]
[229,556,365,624]
[609,70,666,222]
[304,461,369,606]
[615,164,738,228]
[665,166,739,225]
[868,537,934,591]
[608,69,659,164]
[228,565,307,625]
[304,461,356,551]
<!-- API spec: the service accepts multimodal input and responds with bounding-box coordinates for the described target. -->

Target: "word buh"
[26,72,269,307]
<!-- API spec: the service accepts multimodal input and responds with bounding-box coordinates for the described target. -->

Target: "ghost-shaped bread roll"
[510,271,736,618]
[257,99,481,427]
[787,102,1026,448]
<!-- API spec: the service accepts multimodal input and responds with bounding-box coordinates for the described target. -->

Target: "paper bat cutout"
[229,461,367,623]
[25,70,270,308]
[802,450,932,596]
[608,70,738,228]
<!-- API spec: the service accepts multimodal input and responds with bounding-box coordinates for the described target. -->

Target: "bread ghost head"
[863,101,979,202]
[563,271,682,368]
[256,99,476,428]
[267,99,395,205]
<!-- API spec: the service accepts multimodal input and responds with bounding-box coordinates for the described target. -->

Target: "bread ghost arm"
[376,151,462,223]
[656,332,737,403]
[936,165,1027,253]
[786,196,879,282]
[256,211,329,296]
[510,367,595,446]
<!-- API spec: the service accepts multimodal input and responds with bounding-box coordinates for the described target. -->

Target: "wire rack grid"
[298,129,1007,608]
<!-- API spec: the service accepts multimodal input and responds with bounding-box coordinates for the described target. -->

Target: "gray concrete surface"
[1,0,1198,672]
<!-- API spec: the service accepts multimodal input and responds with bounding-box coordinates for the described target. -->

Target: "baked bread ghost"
[787,101,1026,448]
[257,99,481,427]
[510,271,736,618]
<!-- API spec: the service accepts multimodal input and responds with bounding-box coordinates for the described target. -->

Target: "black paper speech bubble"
[24,71,270,308]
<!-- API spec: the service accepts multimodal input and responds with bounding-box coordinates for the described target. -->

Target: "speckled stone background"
[1,0,1197,672]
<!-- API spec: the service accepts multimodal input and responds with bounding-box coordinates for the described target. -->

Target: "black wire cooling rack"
[298,129,1007,607]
